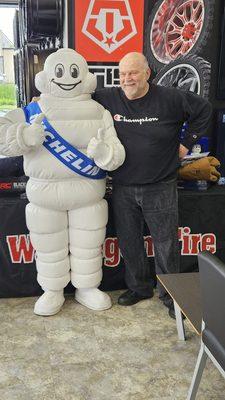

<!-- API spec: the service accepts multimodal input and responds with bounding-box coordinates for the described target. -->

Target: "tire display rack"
[13,0,63,105]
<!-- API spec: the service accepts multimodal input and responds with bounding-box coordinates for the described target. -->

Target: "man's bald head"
[119,52,151,100]
[119,52,149,70]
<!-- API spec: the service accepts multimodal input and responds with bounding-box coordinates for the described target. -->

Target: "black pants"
[112,180,180,300]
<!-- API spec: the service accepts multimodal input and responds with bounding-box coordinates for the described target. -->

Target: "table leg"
[174,300,186,341]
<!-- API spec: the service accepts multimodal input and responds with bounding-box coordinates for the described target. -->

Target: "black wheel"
[19,0,63,44]
[27,0,63,40]
[145,0,215,72]
[153,54,211,98]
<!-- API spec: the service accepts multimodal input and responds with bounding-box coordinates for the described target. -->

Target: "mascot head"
[35,48,97,98]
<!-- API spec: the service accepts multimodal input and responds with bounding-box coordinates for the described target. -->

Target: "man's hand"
[179,144,189,159]
[87,128,110,161]
[31,97,40,103]
[22,113,46,148]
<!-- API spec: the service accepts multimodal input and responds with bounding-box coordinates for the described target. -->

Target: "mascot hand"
[87,128,110,161]
[22,113,46,148]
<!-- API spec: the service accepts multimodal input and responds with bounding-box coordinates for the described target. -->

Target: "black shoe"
[163,298,174,309]
[168,305,186,320]
[118,289,153,306]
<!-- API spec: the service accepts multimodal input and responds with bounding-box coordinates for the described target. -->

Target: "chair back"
[198,251,225,370]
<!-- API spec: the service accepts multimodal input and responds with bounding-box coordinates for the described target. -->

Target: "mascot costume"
[0,48,125,316]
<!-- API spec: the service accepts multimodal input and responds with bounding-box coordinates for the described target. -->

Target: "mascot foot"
[75,288,112,311]
[34,290,65,316]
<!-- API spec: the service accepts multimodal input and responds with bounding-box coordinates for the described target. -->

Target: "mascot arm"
[87,109,125,171]
[0,108,45,156]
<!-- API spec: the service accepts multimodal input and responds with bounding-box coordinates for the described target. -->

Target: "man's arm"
[179,90,212,152]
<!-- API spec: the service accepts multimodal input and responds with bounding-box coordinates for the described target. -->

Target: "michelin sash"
[23,102,106,180]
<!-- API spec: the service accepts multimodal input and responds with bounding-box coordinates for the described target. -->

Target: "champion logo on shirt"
[114,114,159,125]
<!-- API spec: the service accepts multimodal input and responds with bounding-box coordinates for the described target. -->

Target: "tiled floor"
[0,290,224,400]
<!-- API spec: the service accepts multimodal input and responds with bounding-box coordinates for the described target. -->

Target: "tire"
[19,0,63,43]
[145,0,215,72]
[153,54,211,98]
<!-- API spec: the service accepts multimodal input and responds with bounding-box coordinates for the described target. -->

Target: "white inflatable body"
[0,49,125,315]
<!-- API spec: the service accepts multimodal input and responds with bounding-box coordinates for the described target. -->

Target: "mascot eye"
[70,64,79,78]
[55,64,65,78]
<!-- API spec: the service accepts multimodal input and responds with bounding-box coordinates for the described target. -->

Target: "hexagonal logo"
[82,0,137,54]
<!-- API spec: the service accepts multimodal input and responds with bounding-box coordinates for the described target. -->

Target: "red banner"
[74,0,144,62]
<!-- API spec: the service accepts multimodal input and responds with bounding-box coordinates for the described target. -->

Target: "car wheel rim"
[165,0,205,60]
[156,63,201,94]
[150,0,205,64]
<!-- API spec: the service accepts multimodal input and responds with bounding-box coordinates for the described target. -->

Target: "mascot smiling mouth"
[52,79,82,91]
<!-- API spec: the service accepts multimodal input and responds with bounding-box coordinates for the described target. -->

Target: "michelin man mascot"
[0,48,125,316]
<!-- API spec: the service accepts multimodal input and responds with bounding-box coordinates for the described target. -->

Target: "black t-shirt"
[93,84,212,185]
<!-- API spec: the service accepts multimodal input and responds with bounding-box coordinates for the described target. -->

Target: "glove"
[87,128,112,165]
[22,113,46,148]
[178,156,221,182]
